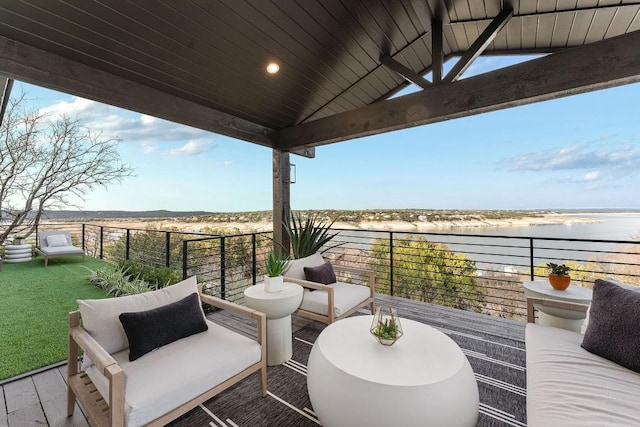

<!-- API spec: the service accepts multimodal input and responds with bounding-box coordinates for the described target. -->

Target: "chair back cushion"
[39,230,73,248]
[283,252,324,280]
[78,276,199,355]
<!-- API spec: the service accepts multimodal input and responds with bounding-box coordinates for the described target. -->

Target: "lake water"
[443,213,640,242]
[336,213,640,271]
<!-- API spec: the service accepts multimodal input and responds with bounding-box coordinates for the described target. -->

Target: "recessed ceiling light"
[266,62,280,74]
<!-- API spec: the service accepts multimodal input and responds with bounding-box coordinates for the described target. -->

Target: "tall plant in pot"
[547,262,571,290]
[264,250,289,292]
[283,212,340,259]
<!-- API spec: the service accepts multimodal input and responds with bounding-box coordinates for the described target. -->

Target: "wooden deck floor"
[0,294,526,427]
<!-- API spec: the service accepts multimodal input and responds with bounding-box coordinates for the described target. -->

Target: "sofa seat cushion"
[526,323,640,427]
[85,319,261,427]
[299,282,370,317]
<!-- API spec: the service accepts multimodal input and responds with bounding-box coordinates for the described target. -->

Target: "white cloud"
[168,139,215,156]
[500,142,640,180]
[583,171,602,181]
[37,96,214,153]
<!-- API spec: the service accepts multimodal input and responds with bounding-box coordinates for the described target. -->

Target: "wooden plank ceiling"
[0,0,639,152]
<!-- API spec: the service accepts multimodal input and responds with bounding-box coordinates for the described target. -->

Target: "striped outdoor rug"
[169,315,527,427]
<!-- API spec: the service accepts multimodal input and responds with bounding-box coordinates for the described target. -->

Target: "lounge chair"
[35,230,85,266]
[283,252,376,324]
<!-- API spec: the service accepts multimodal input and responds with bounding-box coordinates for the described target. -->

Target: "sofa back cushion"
[78,276,199,355]
[581,279,640,373]
[283,252,325,281]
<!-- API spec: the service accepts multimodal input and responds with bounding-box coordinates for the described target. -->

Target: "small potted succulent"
[264,250,290,292]
[370,307,403,346]
[547,262,571,290]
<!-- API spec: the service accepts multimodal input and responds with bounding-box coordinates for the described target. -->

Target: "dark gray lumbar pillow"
[304,261,337,285]
[581,279,640,373]
[119,292,208,361]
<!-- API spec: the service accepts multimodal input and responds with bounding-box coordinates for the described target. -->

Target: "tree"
[369,235,483,311]
[0,93,133,242]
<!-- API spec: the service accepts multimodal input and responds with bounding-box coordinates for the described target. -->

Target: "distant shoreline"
[39,211,625,234]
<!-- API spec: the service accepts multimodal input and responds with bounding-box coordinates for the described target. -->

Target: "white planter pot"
[264,275,284,292]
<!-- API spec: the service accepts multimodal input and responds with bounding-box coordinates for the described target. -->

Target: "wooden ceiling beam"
[0,36,274,147]
[444,8,513,83]
[380,55,431,90]
[276,30,640,151]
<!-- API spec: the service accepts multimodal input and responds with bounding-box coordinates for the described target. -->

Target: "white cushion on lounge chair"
[299,281,371,317]
[46,234,70,247]
[85,319,261,427]
[38,245,85,256]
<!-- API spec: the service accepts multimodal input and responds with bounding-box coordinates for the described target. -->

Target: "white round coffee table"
[307,316,479,427]
[244,282,303,366]
[523,281,592,332]
[4,244,33,263]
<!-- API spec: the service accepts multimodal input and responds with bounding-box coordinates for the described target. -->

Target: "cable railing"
[4,223,638,322]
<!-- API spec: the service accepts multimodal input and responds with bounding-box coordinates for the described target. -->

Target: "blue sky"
[13,56,640,212]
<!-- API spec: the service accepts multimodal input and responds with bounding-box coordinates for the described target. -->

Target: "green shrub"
[86,264,155,296]
[117,259,181,288]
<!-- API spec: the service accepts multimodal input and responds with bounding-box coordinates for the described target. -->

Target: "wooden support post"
[273,150,291,255]
[431,19,443,84]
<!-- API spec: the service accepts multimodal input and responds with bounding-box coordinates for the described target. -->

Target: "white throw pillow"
[77,276,199,355]
[283,253,325,281]
[46,234,69,247]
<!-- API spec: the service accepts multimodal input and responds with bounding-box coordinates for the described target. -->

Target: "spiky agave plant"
[284,212,341,259]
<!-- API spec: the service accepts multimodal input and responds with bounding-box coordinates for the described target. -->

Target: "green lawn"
[0,256,111,380]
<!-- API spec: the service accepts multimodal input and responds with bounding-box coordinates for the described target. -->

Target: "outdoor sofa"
[67,276,267,427]
[35,230,85,266]
[283,252,375,324]
[526,279,640,426]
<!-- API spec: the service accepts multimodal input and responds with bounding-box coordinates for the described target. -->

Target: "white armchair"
[283,253,376,324]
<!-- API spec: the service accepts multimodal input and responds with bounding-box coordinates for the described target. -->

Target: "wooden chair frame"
[67,286,267,427]
[286,265,376,324]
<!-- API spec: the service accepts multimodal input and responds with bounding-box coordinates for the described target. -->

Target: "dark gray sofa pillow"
[581,279,640,373]
[119,292,208,361]
[304,261,337,285]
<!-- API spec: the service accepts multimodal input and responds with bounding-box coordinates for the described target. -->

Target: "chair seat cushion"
[38,245,85,256]
[299,281,370,317]
[85,319,261,427]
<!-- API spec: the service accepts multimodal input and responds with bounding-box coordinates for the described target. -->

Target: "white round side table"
[4,244,33,263]
[307,316,479,427]
[522,280,592,332]
[243,282,303,366]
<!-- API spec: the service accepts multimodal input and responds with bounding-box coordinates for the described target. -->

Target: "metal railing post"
[99,226,104,259]
[389,231,394,296]
[220,237,226,300]
[165,232,171,267]
[81,224,85,250]
[529,238,535,281]
[182,240,188,280]
[252,234,257,286]
[125,229,130,260]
